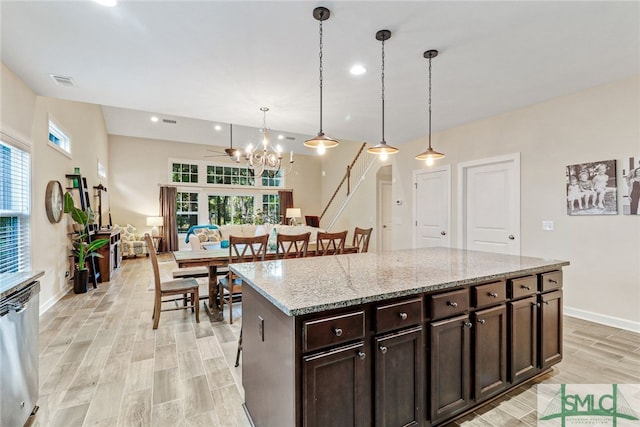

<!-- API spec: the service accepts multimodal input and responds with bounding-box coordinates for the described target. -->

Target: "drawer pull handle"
[543,300,550,305]
[379,346,388,354]
[548,279,558,284]
[521,285,531,290]
[463,322,473,328]
[333,328,343,337]
[358,351,366,360]
[447,301,458,308]
[399,312,408,320]
[477,318,486,324]
[488,292,498,298]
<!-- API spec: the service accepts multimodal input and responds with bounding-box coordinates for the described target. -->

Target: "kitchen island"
[230,248,569,427]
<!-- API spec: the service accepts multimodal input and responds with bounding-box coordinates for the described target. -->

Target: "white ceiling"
[1,1,638,152]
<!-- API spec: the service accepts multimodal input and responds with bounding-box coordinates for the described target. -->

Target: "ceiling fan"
[205,124,239,159]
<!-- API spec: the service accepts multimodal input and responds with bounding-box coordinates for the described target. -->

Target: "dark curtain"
[278,190,293,224]
[159,186,178,252]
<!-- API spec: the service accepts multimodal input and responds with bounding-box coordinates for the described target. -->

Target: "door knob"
[441,231,446,236]
[383,225,387,228]
[508,235,515,240]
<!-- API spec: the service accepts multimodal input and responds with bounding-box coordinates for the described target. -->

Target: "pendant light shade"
[304,6,338,154]
[367,29,399,160]
[415,49,445,166]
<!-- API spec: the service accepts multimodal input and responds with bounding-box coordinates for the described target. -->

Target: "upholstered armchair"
[113,224,149,257]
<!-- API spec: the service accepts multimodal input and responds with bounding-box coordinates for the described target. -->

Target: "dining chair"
[277,232,311,259]
[219,234,269,324]
[353,227,373,253]
[315,230,348,256]
[145,234,200,330]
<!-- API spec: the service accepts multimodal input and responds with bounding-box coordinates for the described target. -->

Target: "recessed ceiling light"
[93,0,117,6]
[277,134,284,140]
[350,65,367,76]
[150,116,159,123]
[214,125,222,131]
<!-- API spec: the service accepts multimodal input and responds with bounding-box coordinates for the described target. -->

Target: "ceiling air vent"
[162,119,177,124]
[285,136,296,140]
[49,74,77,87]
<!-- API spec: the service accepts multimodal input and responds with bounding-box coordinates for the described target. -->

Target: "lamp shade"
[285,208,301,219]
[146,216,163,227]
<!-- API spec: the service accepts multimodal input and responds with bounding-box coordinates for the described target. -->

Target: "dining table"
[172,241,359,320]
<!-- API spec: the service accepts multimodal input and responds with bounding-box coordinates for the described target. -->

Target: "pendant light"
[304,6,339,155]
[415,49,445,166]
[367,29,399,161]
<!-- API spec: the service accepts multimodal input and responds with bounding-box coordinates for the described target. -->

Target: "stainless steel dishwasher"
[0,280,40,427]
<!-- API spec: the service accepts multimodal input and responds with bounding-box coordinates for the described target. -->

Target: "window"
[172,163,198,183]
[262,170,282,187]
[262,194,280,223]
[176,192,198,233]
[207,165,256,186]
[208,195,254,225]
[48,116,71,156]
[0,138,31,273]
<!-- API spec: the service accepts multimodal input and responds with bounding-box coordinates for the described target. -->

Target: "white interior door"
[414,166,451,248]
[458,154,520,255]
[379,181,393,251]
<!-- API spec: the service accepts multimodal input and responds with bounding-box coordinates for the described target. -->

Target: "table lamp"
[285,208,301,226]
[146,216,163,236]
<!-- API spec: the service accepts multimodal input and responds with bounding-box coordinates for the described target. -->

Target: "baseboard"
[39,285,71,315]
[564,306,640,333]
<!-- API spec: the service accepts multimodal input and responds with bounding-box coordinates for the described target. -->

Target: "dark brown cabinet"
[509,295,538,383]
[473,304,507,401]
[429,314,471,424]
[539,290,563,369]
[241,266,566,427]
[95,229,121,282]
[374,326,423,427]
[303,342,368,427]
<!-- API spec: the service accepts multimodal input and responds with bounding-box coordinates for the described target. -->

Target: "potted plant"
[63,192,109,293]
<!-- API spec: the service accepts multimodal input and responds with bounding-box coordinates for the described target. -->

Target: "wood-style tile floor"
[34,255,640,427]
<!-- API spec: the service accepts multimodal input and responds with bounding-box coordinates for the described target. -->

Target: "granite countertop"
[0,271,45,300]
[229,247,570,316]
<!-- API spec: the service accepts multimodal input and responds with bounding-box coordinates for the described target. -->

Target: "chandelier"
[244,107,294,178]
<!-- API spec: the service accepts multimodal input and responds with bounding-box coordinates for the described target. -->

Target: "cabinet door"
[303,342,368,427]
[509,296,538,383]
[473,305,507,402]
[540,290,563,369]
[430,314,471,424]
[375,326,423,427]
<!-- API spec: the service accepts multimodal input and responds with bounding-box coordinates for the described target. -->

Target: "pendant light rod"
[305,7,338,152]
[416,49,444,164]
[368,29,398,157]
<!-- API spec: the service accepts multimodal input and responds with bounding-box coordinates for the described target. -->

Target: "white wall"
[388,75,640,328]
[1,63,110,312]
[108,134,323,233]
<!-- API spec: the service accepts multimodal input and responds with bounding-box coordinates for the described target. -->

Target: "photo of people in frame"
[566,160,617,216]
[621,156,640,215]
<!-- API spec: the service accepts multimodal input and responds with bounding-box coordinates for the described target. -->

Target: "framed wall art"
[622,155,640,215]
[566,159,617,216]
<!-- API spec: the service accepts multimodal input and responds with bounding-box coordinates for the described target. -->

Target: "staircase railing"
[319,143,377,230]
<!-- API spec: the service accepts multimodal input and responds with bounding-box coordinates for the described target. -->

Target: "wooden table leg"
[205,265,224,321]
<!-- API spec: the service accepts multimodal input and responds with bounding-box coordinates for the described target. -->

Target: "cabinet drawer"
[303,311,365,353]
[539,270,562,292]
[375,297,423,333]
[508,276,537,299]
[429,289,469,320]
[473,281,506,308]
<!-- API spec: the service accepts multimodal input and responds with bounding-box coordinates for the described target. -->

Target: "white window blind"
[0,138,31,273]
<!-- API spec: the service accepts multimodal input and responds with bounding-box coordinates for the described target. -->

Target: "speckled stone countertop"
[229,247,569,316]
[0,271,45,300]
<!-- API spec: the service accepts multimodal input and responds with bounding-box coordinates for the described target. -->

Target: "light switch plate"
[542,220,554,231]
